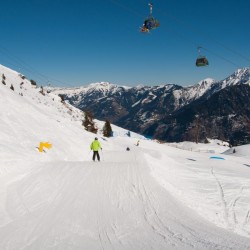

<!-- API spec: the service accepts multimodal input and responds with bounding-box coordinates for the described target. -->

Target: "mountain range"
[50,68,250,146]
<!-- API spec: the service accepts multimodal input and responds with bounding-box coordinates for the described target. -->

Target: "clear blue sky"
[0,0,249,87]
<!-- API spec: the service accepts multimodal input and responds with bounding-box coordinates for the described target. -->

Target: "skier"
[90,137,102,161]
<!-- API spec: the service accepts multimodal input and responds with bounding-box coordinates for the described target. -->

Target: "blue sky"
[0,0,249,87]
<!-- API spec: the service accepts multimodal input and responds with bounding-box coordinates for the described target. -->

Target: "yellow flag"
[39,142,52,152]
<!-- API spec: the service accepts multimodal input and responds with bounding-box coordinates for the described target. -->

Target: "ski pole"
[89,150,92,161]
[101,149,104,161]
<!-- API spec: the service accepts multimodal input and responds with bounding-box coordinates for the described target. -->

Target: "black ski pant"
[93,151,100,161]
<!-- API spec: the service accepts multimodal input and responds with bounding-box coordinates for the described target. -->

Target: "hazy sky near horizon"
[0,0,249,87]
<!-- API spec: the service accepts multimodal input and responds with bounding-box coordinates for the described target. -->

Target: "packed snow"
[0,64,250,249]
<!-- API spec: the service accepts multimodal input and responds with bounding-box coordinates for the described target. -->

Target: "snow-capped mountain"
[51,68,250,145]
[222,68,250,86]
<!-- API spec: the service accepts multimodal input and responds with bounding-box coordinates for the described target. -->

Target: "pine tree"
[83,111,97,134]
[204,137,210,144]
[2,74,6,85]
[30,79,37,87]
[58,94,65,103]
[103,120,113,137]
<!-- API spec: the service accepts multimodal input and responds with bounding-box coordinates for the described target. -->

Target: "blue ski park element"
[210,156,225,160]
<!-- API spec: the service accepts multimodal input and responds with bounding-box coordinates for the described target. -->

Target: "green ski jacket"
[90,140,101,151]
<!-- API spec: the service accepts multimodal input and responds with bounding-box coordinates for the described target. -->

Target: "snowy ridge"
[173,78,216,108]
[51,82,132,98]
[173,68,250,107]
[1,64,250,249]
[51,67,250,110]
[222,68,250,87]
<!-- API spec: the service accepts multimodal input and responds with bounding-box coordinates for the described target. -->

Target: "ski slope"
[0,64,250,249]
[1,148,250,250]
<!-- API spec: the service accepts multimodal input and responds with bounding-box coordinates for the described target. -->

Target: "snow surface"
[1,64,250,249]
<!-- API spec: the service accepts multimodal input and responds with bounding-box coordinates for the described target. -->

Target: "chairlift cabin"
[196,47,209,67]
[196,56,209,67]
[140,3,160,33]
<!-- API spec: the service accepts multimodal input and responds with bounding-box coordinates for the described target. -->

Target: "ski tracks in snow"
[211,165,250,236]
[0,151,250,249]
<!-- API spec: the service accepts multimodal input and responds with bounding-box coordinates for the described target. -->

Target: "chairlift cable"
[109,0,245,68]
[0,46,75,87]
[149,3,153,16]
[202,47,241,68]
[106,0,144,18]
[149,2,250,63]
[0,47,52,85]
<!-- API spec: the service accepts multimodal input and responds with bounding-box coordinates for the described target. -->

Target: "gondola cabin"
[196,56,209,67]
